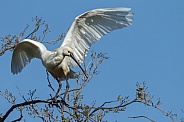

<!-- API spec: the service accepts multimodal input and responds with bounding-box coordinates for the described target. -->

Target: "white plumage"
[11,7,133,81]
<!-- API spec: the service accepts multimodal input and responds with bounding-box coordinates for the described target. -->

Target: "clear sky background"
[0,0,184,122]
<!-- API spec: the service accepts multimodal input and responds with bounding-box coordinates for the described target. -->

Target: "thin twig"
[89,99,137,117]
[16,86,27,102]
[11,109,23,122]
[25,18,41,39]
[128,115,156,122]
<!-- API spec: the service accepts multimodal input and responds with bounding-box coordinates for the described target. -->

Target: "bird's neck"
[41,51,52,63]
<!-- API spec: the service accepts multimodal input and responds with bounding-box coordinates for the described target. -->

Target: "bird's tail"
[67,69,79,79]
[57,69,78,81]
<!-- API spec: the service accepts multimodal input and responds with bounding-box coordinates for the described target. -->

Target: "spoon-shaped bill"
[70,53,88,78]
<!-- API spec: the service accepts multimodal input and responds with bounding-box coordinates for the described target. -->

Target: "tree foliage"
[0,17,181,122]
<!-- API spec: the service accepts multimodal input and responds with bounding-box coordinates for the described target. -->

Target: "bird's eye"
[68,51,70,53]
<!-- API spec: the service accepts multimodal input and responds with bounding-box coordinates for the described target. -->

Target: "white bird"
[11,7,133,82]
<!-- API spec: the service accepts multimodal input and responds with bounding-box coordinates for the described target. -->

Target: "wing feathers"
[11,39,48,74]
[61,7,133,67]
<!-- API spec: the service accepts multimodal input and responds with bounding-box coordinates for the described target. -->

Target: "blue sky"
[0,0,184,121]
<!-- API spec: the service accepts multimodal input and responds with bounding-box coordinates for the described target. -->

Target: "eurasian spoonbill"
[11,7,133,82]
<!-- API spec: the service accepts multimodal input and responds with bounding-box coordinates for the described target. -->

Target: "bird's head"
[62,46,88,79]
[62,46,74,57]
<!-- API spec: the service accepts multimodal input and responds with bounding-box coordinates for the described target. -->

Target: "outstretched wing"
[61,7,133,67]
[11,39,48,74]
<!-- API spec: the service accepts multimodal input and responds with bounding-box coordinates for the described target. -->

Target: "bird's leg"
[66,78,70,90]
[63,76,70,100]
[53,78,62,100]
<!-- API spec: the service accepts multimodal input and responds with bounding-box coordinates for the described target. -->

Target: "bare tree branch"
[128,115,156,122]
[0,16,180,122]
[11,109,23,122]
